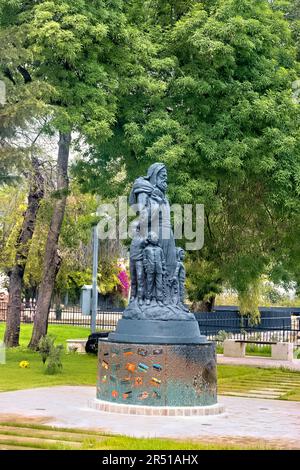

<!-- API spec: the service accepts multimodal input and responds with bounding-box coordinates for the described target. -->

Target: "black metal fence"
[195,313,300,344]
[0,301,122,330]
[1,301,299,344]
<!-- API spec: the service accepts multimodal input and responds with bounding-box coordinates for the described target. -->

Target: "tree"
[0,3,54,345]
[74,0,300,317]
[0,0,159,348]
[4,156,44,346]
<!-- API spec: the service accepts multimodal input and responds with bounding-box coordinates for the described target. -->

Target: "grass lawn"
[0,323,91,346]
[0,421,274,450]
[216,344,272,357]
[0,323,97,392]
[218,364,300,400]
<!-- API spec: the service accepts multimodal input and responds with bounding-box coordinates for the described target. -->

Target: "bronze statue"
[143,232,166,306]
[124,162,194,321]
[172,247,189,312]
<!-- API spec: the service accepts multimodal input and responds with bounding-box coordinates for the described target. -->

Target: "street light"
[91,224,99,334]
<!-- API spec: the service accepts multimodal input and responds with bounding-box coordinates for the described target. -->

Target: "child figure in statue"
[143,232,166,307]
[172,247,189,312]
[129,221,146,306]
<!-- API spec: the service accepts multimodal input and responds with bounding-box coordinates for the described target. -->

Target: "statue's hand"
[151,189,163,203]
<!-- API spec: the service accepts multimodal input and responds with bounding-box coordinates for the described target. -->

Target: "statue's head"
[146,163,167,193]
[176,247,185,261]
[147,231,159,246]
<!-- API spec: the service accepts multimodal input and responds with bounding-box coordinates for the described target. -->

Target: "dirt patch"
[0,413,53,425]
[188,435,300,450]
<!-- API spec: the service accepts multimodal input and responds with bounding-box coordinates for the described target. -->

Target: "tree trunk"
[191,295,216,313]
[4,156,44,347]
[29,131,71,349]
[199,295,216,312]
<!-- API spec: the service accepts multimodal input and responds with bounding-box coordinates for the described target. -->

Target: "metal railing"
[0,301,122,331]
[1,301,299,343]
[196,315,300,344]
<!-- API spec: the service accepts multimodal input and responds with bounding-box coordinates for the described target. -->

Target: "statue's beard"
[157,182,167,192]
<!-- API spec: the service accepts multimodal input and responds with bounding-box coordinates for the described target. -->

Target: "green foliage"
[38,335,55,365]
[37,334,63,375]
[238,279,261,322]
[185,256,222,309]
[215,330,232,342]
[45,344,64,375]
[73,0,300,319]
[2,0,300,321]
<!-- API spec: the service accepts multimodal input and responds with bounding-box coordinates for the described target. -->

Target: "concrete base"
[271,342,294,361]
[223,339,246,358]
[89,398,224,416]
[108,318,207,344]
[66,339,87,354]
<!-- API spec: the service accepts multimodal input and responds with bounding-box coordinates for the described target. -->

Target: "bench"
[66,339,88,354]
[223,339,294,361]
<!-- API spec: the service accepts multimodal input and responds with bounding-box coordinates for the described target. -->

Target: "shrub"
[38,336,55,364]
[215,330,232,342]
[45,344,64,375]
[38,335,64,374]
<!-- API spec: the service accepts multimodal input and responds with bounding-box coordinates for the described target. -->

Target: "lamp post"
[91,224,99,333]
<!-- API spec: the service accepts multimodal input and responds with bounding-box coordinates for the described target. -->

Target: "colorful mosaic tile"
[97,341,217,407]
[121,377,131,385]
[150,377,161,386]
[138,363,148,372]
[137,348,148,357]
[135,377,143,386]
[153,348,163,355]
[138,391,149,400]
[126,362,136,372]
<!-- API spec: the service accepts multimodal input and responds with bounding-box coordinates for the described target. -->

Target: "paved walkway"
[217,354,300,371]
[0,386,299,448]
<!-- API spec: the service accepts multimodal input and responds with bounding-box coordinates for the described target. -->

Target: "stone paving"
[0,386,299,448]
[217,354,300,370]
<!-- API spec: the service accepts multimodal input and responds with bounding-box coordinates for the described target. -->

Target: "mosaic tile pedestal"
[95,339,221,414]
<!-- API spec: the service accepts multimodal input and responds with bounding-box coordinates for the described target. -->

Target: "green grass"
[0,421,273,450]
[0,323,97,392]
[216,344,271,357]
[0,323,91,346]
[218,365,300,400]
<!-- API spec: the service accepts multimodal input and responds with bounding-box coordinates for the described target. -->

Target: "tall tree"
[4,156,44,346]
[0,0,158,348]
[0,3,52,345]
[29,131,69,346]
[74,0,300,316]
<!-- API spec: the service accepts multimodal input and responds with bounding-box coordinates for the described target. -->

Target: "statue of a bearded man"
[124,162,194,321]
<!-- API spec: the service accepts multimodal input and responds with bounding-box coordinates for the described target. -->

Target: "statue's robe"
[129,177,177,277]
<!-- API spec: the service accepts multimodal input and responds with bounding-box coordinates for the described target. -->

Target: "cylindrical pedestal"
[97,339,218,408]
